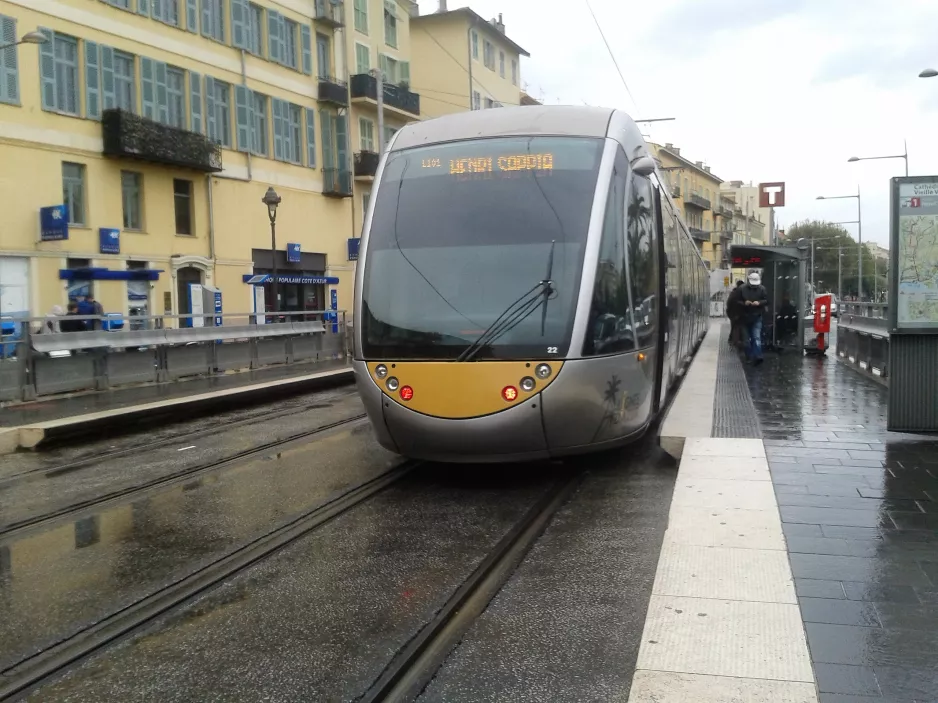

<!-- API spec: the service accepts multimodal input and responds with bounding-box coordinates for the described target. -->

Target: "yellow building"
[650,143,728,270]
[0,0,358,326]
[408,5,528,119]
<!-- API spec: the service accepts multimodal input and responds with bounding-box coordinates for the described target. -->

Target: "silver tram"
[352,106,709,463]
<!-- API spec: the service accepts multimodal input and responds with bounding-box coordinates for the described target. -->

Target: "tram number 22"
[546,347,558,354]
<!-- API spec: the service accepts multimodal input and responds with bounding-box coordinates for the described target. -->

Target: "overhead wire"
[583,0,639,113]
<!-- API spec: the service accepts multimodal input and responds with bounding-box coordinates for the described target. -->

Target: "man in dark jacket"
[726,280,744,346]
[740,271,768,365]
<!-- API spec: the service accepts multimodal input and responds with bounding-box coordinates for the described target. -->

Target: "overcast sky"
[414,0,938,247]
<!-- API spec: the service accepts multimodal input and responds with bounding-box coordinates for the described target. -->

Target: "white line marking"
[178,446,197,452]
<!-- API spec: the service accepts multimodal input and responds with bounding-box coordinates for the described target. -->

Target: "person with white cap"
[739,270,768,365]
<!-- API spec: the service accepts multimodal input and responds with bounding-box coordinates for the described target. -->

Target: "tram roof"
[390,105,620,151]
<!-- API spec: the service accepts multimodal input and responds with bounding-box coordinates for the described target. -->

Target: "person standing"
[726,280,744,347]
[740,271,768,365]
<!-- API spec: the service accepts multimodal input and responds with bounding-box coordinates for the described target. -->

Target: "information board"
[895,181,938,329]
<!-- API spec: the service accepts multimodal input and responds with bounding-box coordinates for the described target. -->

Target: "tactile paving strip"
[712,323,762,439]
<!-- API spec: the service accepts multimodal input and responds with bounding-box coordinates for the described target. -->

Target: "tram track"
[0,388,361,487]
[0,459,418,703]
[0,411,368,542]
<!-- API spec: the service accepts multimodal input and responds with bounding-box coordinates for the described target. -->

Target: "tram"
[352,106,709,463]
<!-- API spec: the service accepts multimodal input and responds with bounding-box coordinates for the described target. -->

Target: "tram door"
[659,200,681,407]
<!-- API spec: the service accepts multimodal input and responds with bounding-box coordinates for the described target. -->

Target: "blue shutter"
[231,0,246,48]
[137,0,149,16]
[204,75,216,141]
[190,71,202,132]
[300,25,312,75]
[1,16,19,105]
[235,84,250,152]
[268,11,281,63]
[401,60,410,85]
[151,0,163,21]
[319,108,334,169]
[272,98,284,160]
[335,113,348,190]
[155,61,168,124]
[305,108,316,168]
[186,0,198,32]
[201,0,212,38]
[140,57,155,118]
[100,45,116,110]
[84,41,100,118]
[38,28,55,111]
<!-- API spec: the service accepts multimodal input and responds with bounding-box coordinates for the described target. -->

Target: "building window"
[383,2,397,48]
[0,15,20,105]
[362,190,371,219]
[62,162,85,226]
[383,124,397,145]
[273,98,302,164]
[484,97,494,109]
[153,0,180,26]
[359,117,374,151]
[316,33,331,79]
[113,50,135,112]
[121,171,143,230]
[287,103,302,164]
[499,50,505,77]
[252,91,268,156]
[483,40,494,70]
[42,31,79,115]
[201,0,225,42]
[353,0,367,34]
[173,179,193,235]
[282,18,298,69]
[472,91,480,110]
[166,66,185,128]
[355,43,370,74]
[209,79,231,147]
[511,58,517,85]
[380,54,399,84]
[248,3,264,55]
[471,30,478,59]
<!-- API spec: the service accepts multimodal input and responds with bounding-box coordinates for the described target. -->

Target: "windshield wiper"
[457,242,556,363]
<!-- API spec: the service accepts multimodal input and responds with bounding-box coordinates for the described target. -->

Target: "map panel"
[896,182,938,329]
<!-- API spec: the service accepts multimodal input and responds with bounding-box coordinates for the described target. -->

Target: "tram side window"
[627,173,659,348]
[582,149,635,357]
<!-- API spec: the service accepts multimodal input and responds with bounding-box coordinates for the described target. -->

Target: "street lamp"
[0,29,48,51]
[847,140,908,176]
[817,188,863,298]
[261,186,282,316]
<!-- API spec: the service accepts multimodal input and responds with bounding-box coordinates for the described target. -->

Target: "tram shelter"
[729,243,810,352]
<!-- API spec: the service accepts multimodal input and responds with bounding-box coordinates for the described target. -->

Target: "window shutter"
[272,98,284,160]
[231,0,246,48]
[300,25,312,75]
[155,61,168,123]
[204,75,216,140]
[1,16,19,104]
[151,0,163,21]
[100,45,116,110]
[235,84,250,152]
[140,56,155,118]
[201,0,212,38]
[305,108,316,168]
[186,0,197,32]
[268,11,281,64]
[189,71,202,132]
[83,40,99,118]
[137,0,149,16]
[319,108,334,170]
[400,61,409,85]
[38,28,55,111]
[335,112,348,182]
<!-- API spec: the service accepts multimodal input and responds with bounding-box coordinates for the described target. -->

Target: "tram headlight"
[386,376,400,391]
[375,364,388,379]
[535,363,552,379]
[520,376,536,392]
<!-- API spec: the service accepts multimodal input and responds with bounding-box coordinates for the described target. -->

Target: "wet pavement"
[739,334,938,703]
[0,417,400,671]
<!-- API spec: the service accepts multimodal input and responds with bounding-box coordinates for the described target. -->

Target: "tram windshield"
[361,135,605,360]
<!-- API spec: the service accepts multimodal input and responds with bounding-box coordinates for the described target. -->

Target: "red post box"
[813,293,832,352]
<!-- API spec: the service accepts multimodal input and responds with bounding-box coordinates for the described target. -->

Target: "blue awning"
[242,274,339,285]
[59,268,164,281]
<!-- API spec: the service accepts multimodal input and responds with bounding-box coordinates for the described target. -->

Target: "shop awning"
[242,274,339,285]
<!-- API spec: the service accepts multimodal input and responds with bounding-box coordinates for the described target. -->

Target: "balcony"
[314,0,344,27]
[686,192,711,210]
[323,168,353,198]
[717,199,734,218]
[689,227,709,242]
[318,76,349,106]
[670,184,681,198]
[350,73,420,117]
[102,109,222,173]
[354,151,379,179]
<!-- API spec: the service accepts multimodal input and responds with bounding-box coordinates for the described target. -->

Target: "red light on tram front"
[502,386,519,402]
[400,386,414,401]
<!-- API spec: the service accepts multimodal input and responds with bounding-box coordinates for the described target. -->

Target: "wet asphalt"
[0,384,678,702]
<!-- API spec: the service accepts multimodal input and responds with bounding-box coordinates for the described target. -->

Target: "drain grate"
[712,322,762,438]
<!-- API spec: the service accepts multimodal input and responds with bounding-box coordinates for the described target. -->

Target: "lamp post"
[847,141,908,177]
[0,30,48,51]
[262,186,282,316]
[817,189,863,298]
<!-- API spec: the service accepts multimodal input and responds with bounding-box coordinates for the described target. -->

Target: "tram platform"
[0,360,353,453]
[636,322,938,702]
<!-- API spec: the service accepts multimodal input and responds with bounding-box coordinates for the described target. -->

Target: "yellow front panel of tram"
[366,361,565,419]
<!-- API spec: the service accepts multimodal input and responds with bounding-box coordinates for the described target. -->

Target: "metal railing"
[0,310,351,403]
[835,302,890,384]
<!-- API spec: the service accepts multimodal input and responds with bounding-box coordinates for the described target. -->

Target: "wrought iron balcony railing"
[354,151,379,178]
[323,168,353,197]
[349,73,420,116]
[314,0,344,27]
[686,192,711,210]
[318,76,349,106]
[102,108,222,172]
